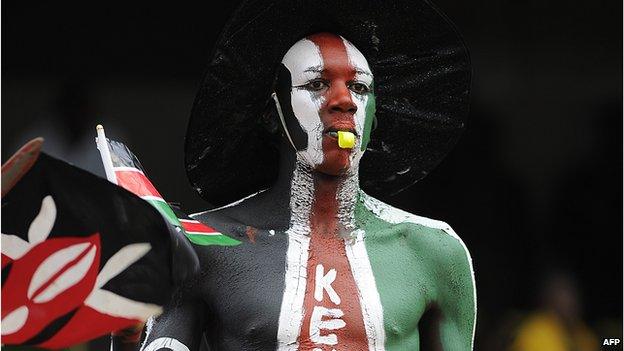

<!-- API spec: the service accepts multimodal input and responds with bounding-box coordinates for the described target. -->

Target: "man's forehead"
[281,35,372,76]
[341,37,373,78]
[281,39,322,75]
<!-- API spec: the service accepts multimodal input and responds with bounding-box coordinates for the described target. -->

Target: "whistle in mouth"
[337,131,356,149]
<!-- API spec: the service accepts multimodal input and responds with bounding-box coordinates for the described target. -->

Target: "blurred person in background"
[509,270,598,351]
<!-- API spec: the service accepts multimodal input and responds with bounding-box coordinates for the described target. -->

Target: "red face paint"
[308,33,357,176]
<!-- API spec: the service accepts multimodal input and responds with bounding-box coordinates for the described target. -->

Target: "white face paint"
[280,38,325,167]
[277,34,374,174]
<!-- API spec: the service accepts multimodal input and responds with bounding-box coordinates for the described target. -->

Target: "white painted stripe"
[341,36,373,165]
[345,230,386,351]
[341,36,373,85]
[113,166,145,175]
[277,160,315,350]
[360,191,477,350]
[281,38,325,167]
[277,231,310,351]
[138,317,155,351]
[190,190,266,218]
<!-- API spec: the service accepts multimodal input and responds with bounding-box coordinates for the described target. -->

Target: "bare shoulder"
[359,192,477,346]
[358,191,474,269]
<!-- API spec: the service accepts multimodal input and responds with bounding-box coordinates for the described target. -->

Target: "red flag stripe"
[113,166,145,175]
[179,219,218,234]
[114,171,162,198]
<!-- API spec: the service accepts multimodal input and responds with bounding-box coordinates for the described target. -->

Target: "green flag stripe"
[146,197,243,247]
[145,198,182,227]
[186,233,241,246]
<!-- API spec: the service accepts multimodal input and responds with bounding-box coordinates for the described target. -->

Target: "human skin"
[138,33,475,351]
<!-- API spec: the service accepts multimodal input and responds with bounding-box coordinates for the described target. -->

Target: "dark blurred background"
[2,1,622,350]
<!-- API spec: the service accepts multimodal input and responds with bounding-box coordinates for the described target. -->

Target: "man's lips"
[323,126,357,139]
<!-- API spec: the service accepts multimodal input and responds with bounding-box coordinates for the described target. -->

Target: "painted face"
[274,33,375,176]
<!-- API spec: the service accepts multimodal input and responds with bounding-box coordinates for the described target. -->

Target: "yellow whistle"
[337,131,356,149]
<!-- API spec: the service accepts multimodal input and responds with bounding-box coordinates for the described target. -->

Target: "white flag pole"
[96,124,118,184]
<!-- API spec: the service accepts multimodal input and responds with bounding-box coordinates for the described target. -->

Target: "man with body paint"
[138,0,475,350]
[139,30,475,351]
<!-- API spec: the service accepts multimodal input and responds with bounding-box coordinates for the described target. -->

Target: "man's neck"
[288,155,359,238]
[214,143,360,236]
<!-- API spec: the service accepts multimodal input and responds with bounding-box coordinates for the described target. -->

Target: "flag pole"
[96,124,118,184]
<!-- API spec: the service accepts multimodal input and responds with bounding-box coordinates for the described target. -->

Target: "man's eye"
[349,82,370,94]
[303,80,328,91]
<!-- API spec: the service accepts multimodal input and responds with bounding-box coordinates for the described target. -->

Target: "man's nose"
[327,84,357,114]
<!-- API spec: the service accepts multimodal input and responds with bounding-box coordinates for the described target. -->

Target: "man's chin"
[314,160,353,178]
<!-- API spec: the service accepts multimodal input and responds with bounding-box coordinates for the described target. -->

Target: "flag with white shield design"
[1,139,198,349]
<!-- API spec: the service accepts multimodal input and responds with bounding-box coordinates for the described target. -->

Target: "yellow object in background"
[337,131,355,149]
[509,312,598,351]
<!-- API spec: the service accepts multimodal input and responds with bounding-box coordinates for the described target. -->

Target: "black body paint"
[139,144,298,351]
[140,219,289,351]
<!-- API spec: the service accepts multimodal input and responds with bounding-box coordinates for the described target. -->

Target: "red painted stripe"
[308,33,357,175]
[297,176,368,350]
[115,170,162,198]
[299,36,367,350]
[180,220,218,234]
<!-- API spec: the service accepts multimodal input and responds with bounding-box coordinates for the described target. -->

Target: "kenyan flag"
[96,132,240,247]
[171,206,241,246]
[1,139,198,349]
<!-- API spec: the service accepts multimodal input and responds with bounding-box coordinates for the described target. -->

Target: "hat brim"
[185,0,471,206]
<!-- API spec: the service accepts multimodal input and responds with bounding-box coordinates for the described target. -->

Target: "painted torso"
[140,32,474,351]
[187,192,474,351]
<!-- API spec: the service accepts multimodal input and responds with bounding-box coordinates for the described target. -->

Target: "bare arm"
[437,234,476,350]
[419,231,476,351]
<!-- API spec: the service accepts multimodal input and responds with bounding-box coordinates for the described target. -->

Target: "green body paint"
[355,194,475,350]
[361,87,376,151]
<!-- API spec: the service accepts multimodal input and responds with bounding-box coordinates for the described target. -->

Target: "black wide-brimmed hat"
[185,0,471,206]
